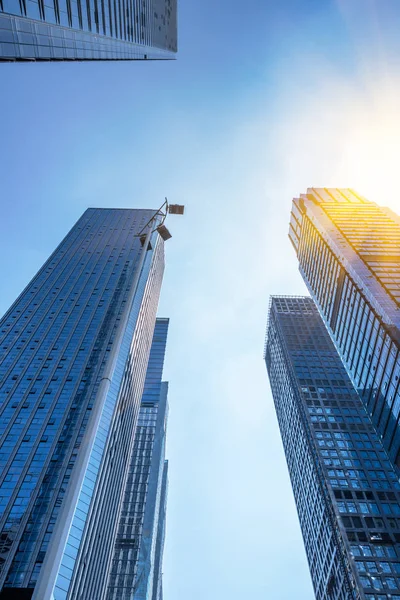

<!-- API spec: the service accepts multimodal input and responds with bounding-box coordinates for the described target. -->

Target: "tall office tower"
[0,207,167,600]
[289,189,400,468]
[266,296,400,600]
[0,0,176,61]
[107,317,169,600]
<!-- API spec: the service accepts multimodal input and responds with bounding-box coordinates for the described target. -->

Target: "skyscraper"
[107,317,169,600]
[0,207,166,599]
[289,189,400,468]
[0,0,176,61]
[265,296,400,600]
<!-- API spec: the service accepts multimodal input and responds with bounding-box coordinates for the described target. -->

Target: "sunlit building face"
[289,188,400,468]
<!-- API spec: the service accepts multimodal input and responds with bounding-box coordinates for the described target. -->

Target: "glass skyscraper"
[0,207,167,599]
[266,296,400,600]
[107,317,169,600]
[0,0,176,61]
[289,189,400,468]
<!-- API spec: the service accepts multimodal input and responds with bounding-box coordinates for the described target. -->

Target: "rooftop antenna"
[137,197,185,246]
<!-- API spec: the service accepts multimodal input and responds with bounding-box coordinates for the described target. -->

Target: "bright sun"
[339,85,400,212]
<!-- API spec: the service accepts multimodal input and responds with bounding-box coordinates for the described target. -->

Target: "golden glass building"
[289,189,400,469]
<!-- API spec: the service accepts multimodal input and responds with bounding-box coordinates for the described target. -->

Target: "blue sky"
[2,1,400,598]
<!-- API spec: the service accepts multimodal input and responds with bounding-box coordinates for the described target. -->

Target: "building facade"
[289,189,400,468]
[265,296,400,600]
[151,458,168,600]
[0,207,165,599]
[107,317,169,600]
[0,0,176,61]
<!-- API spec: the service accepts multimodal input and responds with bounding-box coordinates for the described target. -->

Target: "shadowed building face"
[265,296,400,600]
[0,0,176,61]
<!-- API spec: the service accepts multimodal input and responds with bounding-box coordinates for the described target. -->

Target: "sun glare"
[338,84,400,212]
